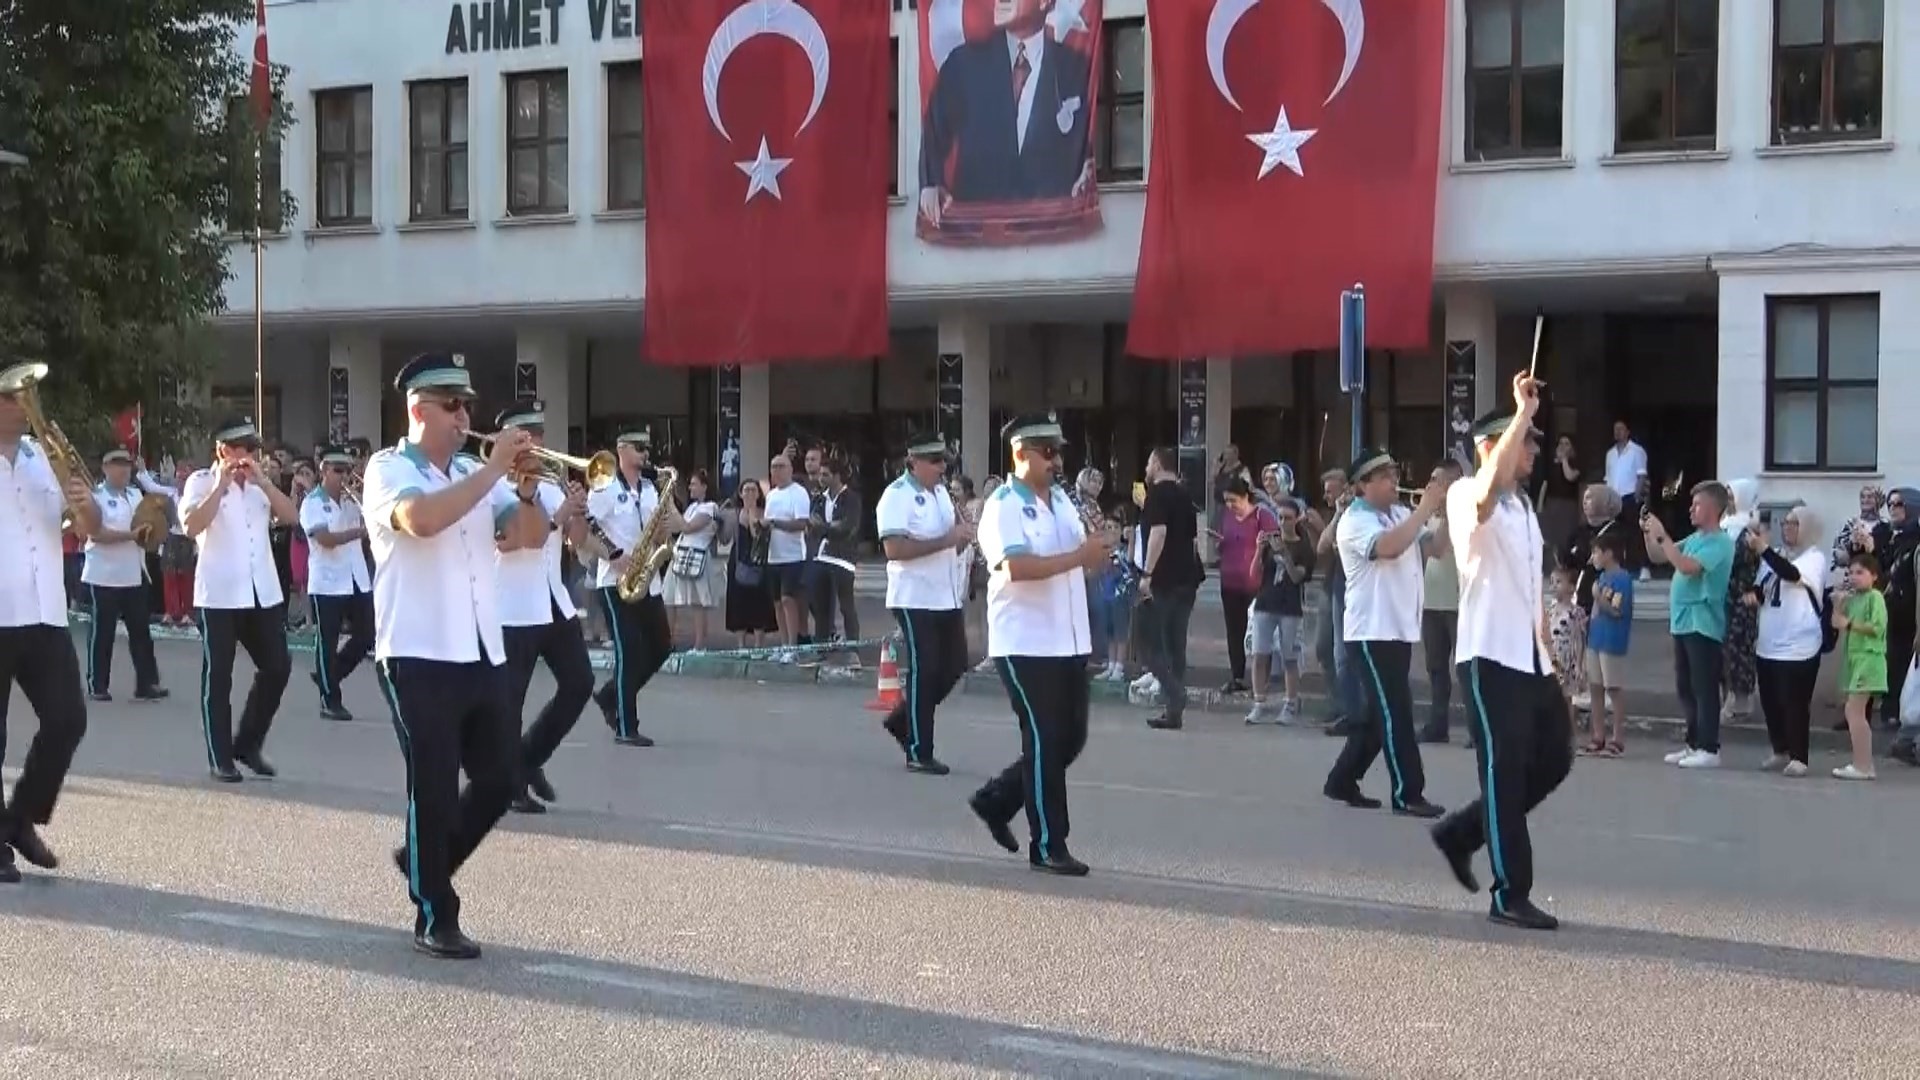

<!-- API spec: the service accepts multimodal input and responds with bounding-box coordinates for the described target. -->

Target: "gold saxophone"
[1,361,169,547]
[617,466,679,603]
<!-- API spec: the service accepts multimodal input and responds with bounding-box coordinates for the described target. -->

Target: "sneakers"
[1277,698,1301,725]
[1664,748,1694,765]
[1782,760,1809,778]
[1243,700,1275,725]
[1758,753,1789,771]
[1676,749,1721,769]
[1831,763,1875,781]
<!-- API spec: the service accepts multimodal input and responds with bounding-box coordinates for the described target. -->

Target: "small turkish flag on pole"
[250,0,272,127]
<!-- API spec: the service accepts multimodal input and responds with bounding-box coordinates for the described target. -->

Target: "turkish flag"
[251,0,272,127]
[641,0,891,365]
[1128,0,1445,359]
[113,406,141,458]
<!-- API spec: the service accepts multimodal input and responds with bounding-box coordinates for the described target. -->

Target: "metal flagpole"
[253,143,265,429]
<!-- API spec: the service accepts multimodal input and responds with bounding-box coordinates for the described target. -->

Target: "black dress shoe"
[905,757,950,776]
[614,733,655,747]
[1430,825,1479,893]
[967,793,1019,853]
[413,925,483,960]
[881,715,910,752]
[1146,714,1183,731]
[0,858,19,885]
[1489,898,1559,931]
[1393,800,1446,819]
[133,686,169,702]
[1322,785,1381,810]
[319,702,354,722]
[596,693,618,732]
[235,750,277,778]
[392,846,409,878]
[528,768,558,803]
[1029,849,1090,876]
[1325,717,1359,737]
[211,764,243,784]
[9,825,58,870]
[509,793,546,815]
[88,689,111,703]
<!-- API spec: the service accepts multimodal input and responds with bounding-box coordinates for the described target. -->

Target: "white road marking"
[662,822,1006,867]
[525,962,723,1000]
[990,1034,1247,1078]
[178,911,375,942]
[1069,780,1261,803]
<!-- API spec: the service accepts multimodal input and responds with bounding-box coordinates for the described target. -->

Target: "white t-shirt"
[977,479,1092,658]
[1604,441,1648,499]
[1449,483,1546,673]
[299,487,372,597]
[874,474,961,611]
[764,482,811,565]
[1755,548,1828,662]
[361,442,505,665]
[81,484,147,588]
[1336,500,1424,643]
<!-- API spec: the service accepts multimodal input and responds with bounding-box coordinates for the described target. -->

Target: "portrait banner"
[916,0,1105,247]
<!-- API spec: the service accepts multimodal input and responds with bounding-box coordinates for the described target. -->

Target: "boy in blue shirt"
[1582,531,1634,757]
[1642,482,1735,768]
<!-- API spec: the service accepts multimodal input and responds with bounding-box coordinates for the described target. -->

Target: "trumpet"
[0,361,169,548]
[466,430,617,492]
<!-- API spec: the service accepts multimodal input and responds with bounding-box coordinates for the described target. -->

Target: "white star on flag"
[1246,106,1317,180]
[1046,0,1089,42]
[735,137,793,202]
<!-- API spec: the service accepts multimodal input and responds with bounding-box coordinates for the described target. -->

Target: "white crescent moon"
[702,0,832,144]
[1205,0,1366,112]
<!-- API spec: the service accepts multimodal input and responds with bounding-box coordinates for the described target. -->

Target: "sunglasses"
[1024,443,1060,460]
[421,397,470,414]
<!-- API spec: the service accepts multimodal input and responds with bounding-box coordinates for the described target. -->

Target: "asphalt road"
[3,642,1917,1079]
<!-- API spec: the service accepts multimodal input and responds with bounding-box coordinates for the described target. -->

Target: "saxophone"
[616,466,679,603]
[1060,479,1136,592]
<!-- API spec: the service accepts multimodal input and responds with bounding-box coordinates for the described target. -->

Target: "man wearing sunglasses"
[179,416,300,784]
[301,446,373,722]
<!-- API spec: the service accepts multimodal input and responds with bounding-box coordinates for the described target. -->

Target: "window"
[1465,0,1565,160]
[225,96,284,233]
[1773,0,1882,144]
[607,63,644,210]
[887,40,900,197]
[409,79,469,221]
[315,87,374,226]
[1765,295,1878,471]
[507,70,569,216]
[1097,18,1146,183]
[1615,0,1718,151]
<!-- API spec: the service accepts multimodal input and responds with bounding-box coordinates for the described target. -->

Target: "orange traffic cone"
[866,638,903,712]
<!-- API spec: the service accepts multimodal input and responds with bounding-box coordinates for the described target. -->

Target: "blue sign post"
[1338,285,1366,464]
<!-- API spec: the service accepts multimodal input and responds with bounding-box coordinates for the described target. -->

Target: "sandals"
[1579,738,1626,758]
[1578,738,1607,756]
[1602,740,1625,758]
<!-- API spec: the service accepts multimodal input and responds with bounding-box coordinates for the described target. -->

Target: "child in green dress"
[1833,553,1887,781]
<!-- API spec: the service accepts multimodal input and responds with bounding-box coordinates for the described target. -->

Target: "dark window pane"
[1518,68,1562,149]
[1112,103,1145,172]
[1672,56,1717,139]
[1769,390,1819,466]
[447,149,469,211]
[1111,23,1145,90]
[608,65,643,136]
[611,142,644,208]
[1774,48,1824,135]
[352,90,372,150]
[1776,0,1824,46]
[511,79,540,138]
[352,161,372,217]
[1832,47,1882,134]
[543,145,568,204]
[510,147,540,208]
[1676,0,1718,51]
[414,152,442,217]
[1616,0,1668,61]
[1826,387,1877,469]
[1468,0,1513,69]
[1835,0,1883,44]
[1827,298,1879,380]
[413,89,442,149]
[1616,64,1668,146]
[320,97,349,153]
[1770,303,1820,378]
[543,78,568,136]
[1518,0,1564,65]
[322,160,348,220]
[1468,70,1514,155]
[448,85,469,145]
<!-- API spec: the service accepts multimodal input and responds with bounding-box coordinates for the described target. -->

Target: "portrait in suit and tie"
[916,0,1106,247]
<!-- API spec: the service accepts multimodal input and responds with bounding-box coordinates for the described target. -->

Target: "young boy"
[1583,531,1634,756]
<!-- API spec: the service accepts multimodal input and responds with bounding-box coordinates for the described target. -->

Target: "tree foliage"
[0,0,293,460]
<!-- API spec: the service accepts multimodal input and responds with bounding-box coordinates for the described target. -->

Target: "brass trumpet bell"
[0,360,49,394]
[467,431,617,492]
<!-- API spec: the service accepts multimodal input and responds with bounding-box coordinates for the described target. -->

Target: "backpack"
[1802,583,1838,655]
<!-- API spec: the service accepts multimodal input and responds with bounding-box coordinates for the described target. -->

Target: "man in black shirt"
[1138,448,1203,730]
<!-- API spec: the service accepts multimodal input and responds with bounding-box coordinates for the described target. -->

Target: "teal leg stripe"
[86,586,99,691]
[999,658,1049,854]
[1359,642,1405,808]
[599,588,630,738]
[312,596,332,699]
[197,609,217,768]
[1467,661,1508,912]
[374,661,434,935]
[901,613,923,759]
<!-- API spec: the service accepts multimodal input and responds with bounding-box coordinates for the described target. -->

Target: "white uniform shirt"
[298,487,372,597]
[875,474,961,611]
[1604,440,1648,500]
[361,442,505,665]
[179,469,284,610]
[763,482,811,565]
[1448,482,1545,673]
[1336,500,1425,644]
[0,439,69,629]
[81,484,147,588]
[977,479,1093,658]
[494,478,578,627]
[586,474,665,599]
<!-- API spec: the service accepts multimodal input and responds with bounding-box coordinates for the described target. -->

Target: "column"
[513,327,571,440]
[326,329,382,445]
[1203,357,1233,561]
[938,312,993,479]
[740,362,771,489]
[1442,286,1499,418]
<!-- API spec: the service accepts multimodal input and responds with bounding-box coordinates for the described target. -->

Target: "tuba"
[0,362,168,545]
[617,466,679,603]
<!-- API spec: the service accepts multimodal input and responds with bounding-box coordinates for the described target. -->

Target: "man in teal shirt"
[1642,482,1734,768]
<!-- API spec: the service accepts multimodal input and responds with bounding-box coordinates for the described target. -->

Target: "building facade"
[214,0,1916,534]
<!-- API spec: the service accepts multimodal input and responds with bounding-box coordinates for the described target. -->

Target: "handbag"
[670,544,708,580]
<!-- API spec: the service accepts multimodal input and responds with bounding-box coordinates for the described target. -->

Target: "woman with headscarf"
[1861,488,1920,733]
[1719,478,1763,719]
[1750,506,1825,776]
[1831,485,1885,587]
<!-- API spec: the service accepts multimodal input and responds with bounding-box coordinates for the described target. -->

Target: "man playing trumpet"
[82,448,169,703]
[301,446,373,722]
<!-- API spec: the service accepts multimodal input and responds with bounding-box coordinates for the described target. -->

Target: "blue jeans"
[1317,580,1356,718]
[1087,577,1134,661]
[1674,632,1724,754]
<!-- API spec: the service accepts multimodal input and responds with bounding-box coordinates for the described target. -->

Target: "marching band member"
[301,446,373,722]
[873,432,973,775]
[179,417,298,783]
[365,353,531,960]
[82,448,168,703]
[968,414,1114,876]
[490,400,594,814]
[587,430,681,747]
[1322,446,1447,817]
[1430,377,1575,932]
[0,372,97,881]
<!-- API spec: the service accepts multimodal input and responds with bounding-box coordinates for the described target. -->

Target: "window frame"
[227,95,286,234]
[1762,293,1880,473]
[606,61,645,211]
[408,78,470,223]
[1096,16,1145,184]
[1463,0,1566,161]
[1613,0,1719,153]
[505,68,571,217]
[1770,0,1885,145]
[314,85,375,228]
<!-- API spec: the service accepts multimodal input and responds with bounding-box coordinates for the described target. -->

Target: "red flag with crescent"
[113,406,142,459]
[1128,0,1444,358]
[250,0,272,126]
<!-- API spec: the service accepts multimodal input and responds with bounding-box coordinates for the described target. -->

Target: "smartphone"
[1132,482,1146,503]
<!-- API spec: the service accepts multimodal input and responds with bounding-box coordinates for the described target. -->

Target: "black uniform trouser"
[0,626,88,846]
[1433,658,1575,911]
[974,655,1090,858]
[196,603,292,769]
[1326,640,1427,809]
[594,589,672,740]
[887,607,968,763]
[375,657,515,934]
[311,589,374,705]
[812,562,861,645]
[86,582,159,694]
[506,603,596,775]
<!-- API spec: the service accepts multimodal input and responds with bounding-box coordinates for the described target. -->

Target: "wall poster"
[1444,341,1476,473]
[1176,358,1206,508]
[716,364,742,503]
